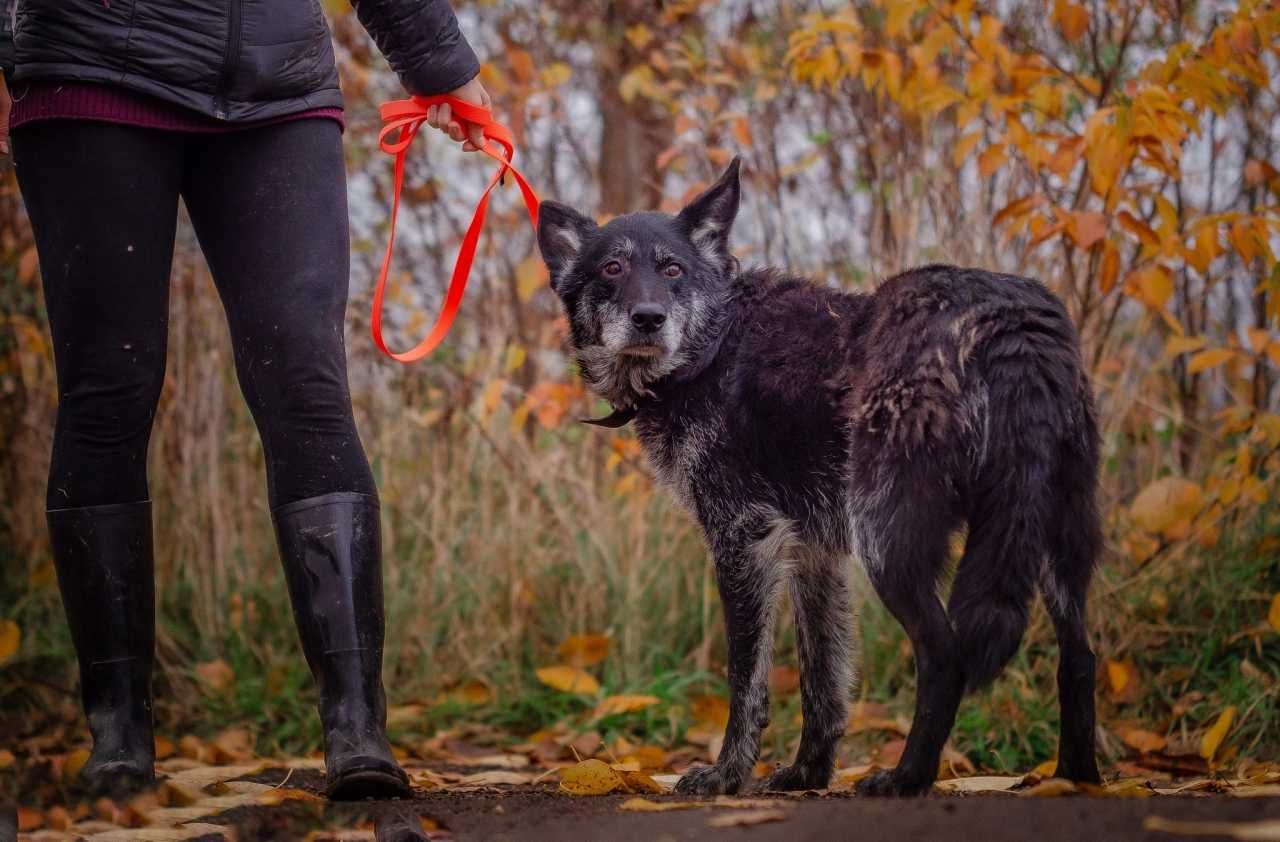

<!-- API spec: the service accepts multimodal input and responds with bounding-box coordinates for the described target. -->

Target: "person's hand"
[0,74,11,157]
[425,76,491,153]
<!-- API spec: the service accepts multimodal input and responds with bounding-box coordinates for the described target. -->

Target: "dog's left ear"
[538,201,597,293]
[677,157,742,272]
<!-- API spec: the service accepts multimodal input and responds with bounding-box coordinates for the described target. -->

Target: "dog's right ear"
[537,201,596,293]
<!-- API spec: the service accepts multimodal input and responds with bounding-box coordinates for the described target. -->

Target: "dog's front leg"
[675,521,783,796]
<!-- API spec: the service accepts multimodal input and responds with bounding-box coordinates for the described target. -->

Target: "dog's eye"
[602,261,623,278]
[663,263,683,279]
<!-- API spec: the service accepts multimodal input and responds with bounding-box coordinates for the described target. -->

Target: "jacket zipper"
[214,0,243,120]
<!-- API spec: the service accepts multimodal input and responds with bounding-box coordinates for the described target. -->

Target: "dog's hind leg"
[854,476,963,797]
[761,553,853,791]
[675,511,787,796]
[1043,463,1102,784]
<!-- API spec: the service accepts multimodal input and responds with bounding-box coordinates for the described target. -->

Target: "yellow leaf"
[0,619,20,665]
[541,62,573,88]
[1117,727,1167,754]
[1125,265,1173,309]
[62,749,90,783]
[1054,0,1089,40]
[953,130,984,168]
[619,797,700,812]
[690,694,731,728]
[625,23,653,50]
[479,378,508,419]
[1187,348,1236,375]
[559,759,624,795]
[1066,211,1107,250]
[1165,335,1207,356]
[516,255,548,302]
[594,694,661,718]
[194,659,235,694]
[536,665,600,695]
[436,680,494,706]
[558,634,611,666]
[978,145,1008,177]
[1106,659,1131,694]
[1269,593,1280,633]
[1199,706,1236,761]
[1131,477,1203,534]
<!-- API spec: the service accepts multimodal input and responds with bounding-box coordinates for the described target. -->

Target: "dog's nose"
[630,304,667,333]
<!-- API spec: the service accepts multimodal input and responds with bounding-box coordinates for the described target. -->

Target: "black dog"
[536,158,1101,796]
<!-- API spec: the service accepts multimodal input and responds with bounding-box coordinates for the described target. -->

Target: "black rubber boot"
[47,501,157,794]
[272,492,410,801]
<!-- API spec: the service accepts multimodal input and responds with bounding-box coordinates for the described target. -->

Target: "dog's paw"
[674,764,742,796]
[759,763,831,792]
[854,769,932,797]
[1056,761,1102,786]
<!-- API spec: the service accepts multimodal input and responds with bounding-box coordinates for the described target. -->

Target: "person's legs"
[14,121,184,791]
[181,119,405,799]
[179,119,374,507]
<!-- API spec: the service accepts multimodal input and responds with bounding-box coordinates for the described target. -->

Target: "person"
[0,0,489,800]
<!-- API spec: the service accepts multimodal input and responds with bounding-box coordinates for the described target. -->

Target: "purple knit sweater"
[9,81,345,133]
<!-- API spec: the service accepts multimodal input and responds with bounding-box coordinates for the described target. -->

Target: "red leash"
[373,95,541,363]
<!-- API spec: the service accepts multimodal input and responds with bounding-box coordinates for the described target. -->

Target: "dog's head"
[537,158,741,408]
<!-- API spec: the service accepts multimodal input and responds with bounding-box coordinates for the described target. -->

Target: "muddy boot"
[47,501,157,794]
[272,492,410,801]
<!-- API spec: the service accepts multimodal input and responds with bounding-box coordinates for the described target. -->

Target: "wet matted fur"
[536,159,1102,797]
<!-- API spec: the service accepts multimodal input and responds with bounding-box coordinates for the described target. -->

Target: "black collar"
[580,322,729,428]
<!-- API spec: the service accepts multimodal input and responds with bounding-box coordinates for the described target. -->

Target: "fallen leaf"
[621,745,668,771]
[619,797,701,812]
[1269,593,1280,633]
[457,770,534,786]
[1030,759,1058,778]
[1131,478,1203,535]
[769,665,800,694]
[708,809,788,827]
[560,759,625,795]
[1117,726,1168,754]
[689,695,730,729]
[536,665,600,695]
[1144,816,1280,840]
[0,619,20,664]
[558,634,611,667]
[1018,778,1079,797]
[212,727,254,764]
[63,748,91,782]
[934,775,1022,793]
[1200,706,1236,761]
[594,694,661,718]
[0,749,14,769]
[194,659,235,695]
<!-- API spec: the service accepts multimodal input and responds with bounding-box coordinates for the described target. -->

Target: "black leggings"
[13,118,376,510]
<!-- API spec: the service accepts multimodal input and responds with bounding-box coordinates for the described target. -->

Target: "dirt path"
[201,769,1280,842]
[14,765,1280,841]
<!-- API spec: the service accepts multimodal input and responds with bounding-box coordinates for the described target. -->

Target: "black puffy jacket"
[0,1,479,123]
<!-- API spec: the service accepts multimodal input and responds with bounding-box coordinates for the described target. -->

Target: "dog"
[535,158,1101,796]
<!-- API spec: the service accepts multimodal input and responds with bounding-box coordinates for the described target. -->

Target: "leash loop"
[372,94,540,363]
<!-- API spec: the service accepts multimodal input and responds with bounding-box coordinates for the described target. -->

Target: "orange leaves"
[594,694,661,719]
[536,665,600,696]
[558,634,611,667]
[1105,659,1139,704]
[1130,477,1204,536]
[1125,265,1175,310]
[194,659,235,695]
[1199,706,1236,762]
[1186,348,1236,375]
[1065,211,1107,250]
[1268,594,1280,633]
[1053,0,1089,41]
[0,618,19,665]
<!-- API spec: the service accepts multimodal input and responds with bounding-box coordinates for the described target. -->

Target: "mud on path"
[14,764,1280,842]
